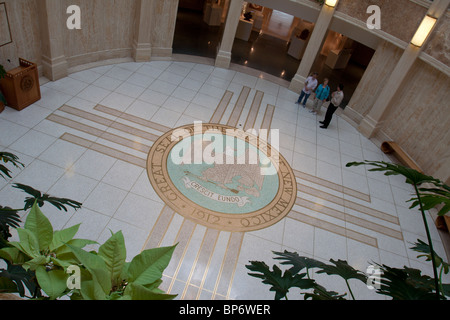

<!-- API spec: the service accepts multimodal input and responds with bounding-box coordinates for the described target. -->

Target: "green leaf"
[23,255,49,271]
[376,264,437,300]
[246,261,315,300]
[273,250,325,275]
[346,161,439,186]
[67,244,111,300]
[35,266,68,300]
[303,283,348,300]
[24,202,53,252]
[0,261,40,298]
[316,259,368,283]
[0,276,19,294]
[0,206,21,229]
[13,228,40,258]
[410,239,449,273]
[126,282,177,300]
[98,231,126,287]
[0,152,24,180]
[13,183,82,212]
[49,224,81,252]
[127,245,177,286]
[54,238,97,255]
[0,247,28,264]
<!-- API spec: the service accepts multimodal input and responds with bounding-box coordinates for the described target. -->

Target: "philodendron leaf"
[127,245,177,287]
[246,261,315,300]
[273,250,325,275]
[410,239,449,273]
[304,283,348,300]
[35,266,68,300]
[13,183,82,212]
[24,202,53,252]
[68,244,111,300]
[376,264,437,300]
[98,231,126,287]
[346,161,439,186]
[317,259,368,283]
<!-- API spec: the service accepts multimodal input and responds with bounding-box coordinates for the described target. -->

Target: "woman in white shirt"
[320,84,344,129]
[296,72,318,108]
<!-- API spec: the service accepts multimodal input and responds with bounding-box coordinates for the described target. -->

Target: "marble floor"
[0,58,449,300]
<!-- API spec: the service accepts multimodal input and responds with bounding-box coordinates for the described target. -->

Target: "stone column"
[358,0,449,138]
[215,0,244,69]
[37,0,68,81]
[151,0,179,59]
[289,2,338,92]
[132,0,154,62]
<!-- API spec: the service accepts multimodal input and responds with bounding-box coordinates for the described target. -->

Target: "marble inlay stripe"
[288,210,378,248]
[59,104,114,127]
[58,105,160,142]
[210,91,234,124]
[48,114,151,154]
[182,228,220,299]
[143,206,176,250]
[60,133,147,168]
[243,90,264,131]
[295,198,403,240]
[260,104,275,131]
[294,169,371,202]
[297,182,399,225]
[94,104,172,133]
[213,232,244,299]
[227,86,251,127]
[165,219,197,280]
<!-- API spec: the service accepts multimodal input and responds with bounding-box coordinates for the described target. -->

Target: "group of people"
[295,72,344,129]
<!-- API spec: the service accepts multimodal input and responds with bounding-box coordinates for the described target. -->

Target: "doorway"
[172,0,227,59]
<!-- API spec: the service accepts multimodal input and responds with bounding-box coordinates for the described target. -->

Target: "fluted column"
[358,0,449,138]
[215,0,244,68]
[289,1,338,92]
[37,0,68,81]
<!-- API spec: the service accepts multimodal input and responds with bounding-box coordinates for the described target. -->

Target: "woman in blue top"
[310,78,330,115]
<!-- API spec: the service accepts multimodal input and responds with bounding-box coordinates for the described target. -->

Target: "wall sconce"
[411,15,437,47]
[325,0,338,8]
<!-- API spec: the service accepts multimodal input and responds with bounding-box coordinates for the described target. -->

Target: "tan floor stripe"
[60,133,147,168]
[166,218,197,283]
[213,232,244,299]
[94,104,172,133]
[227,86,251,127]
[58,105,160,142]
[210,91,234,124]
[295,198,403,240]
[182,228,220,299]
[143,206,176,250]
[48,114,151,154]
[243,90,264,131]
[297,182,399,225]
[59,105,114,127]
[260,104,275,131]
[288,210,378,248]
[294,169,371,202]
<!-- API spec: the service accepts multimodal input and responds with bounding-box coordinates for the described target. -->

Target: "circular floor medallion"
[147,123,297,232]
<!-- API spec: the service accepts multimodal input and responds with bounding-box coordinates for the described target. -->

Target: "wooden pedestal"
[0,58,41,111]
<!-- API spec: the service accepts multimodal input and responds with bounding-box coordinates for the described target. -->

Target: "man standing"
[320,84,344,129]
[296,72,318,108]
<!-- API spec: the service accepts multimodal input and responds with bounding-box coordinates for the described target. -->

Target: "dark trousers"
[322,103,339,128]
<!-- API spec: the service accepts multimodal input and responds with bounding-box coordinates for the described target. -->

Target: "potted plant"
[0,64,6,113]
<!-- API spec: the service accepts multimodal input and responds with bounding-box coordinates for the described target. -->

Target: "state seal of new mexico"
[146,123,297,232]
